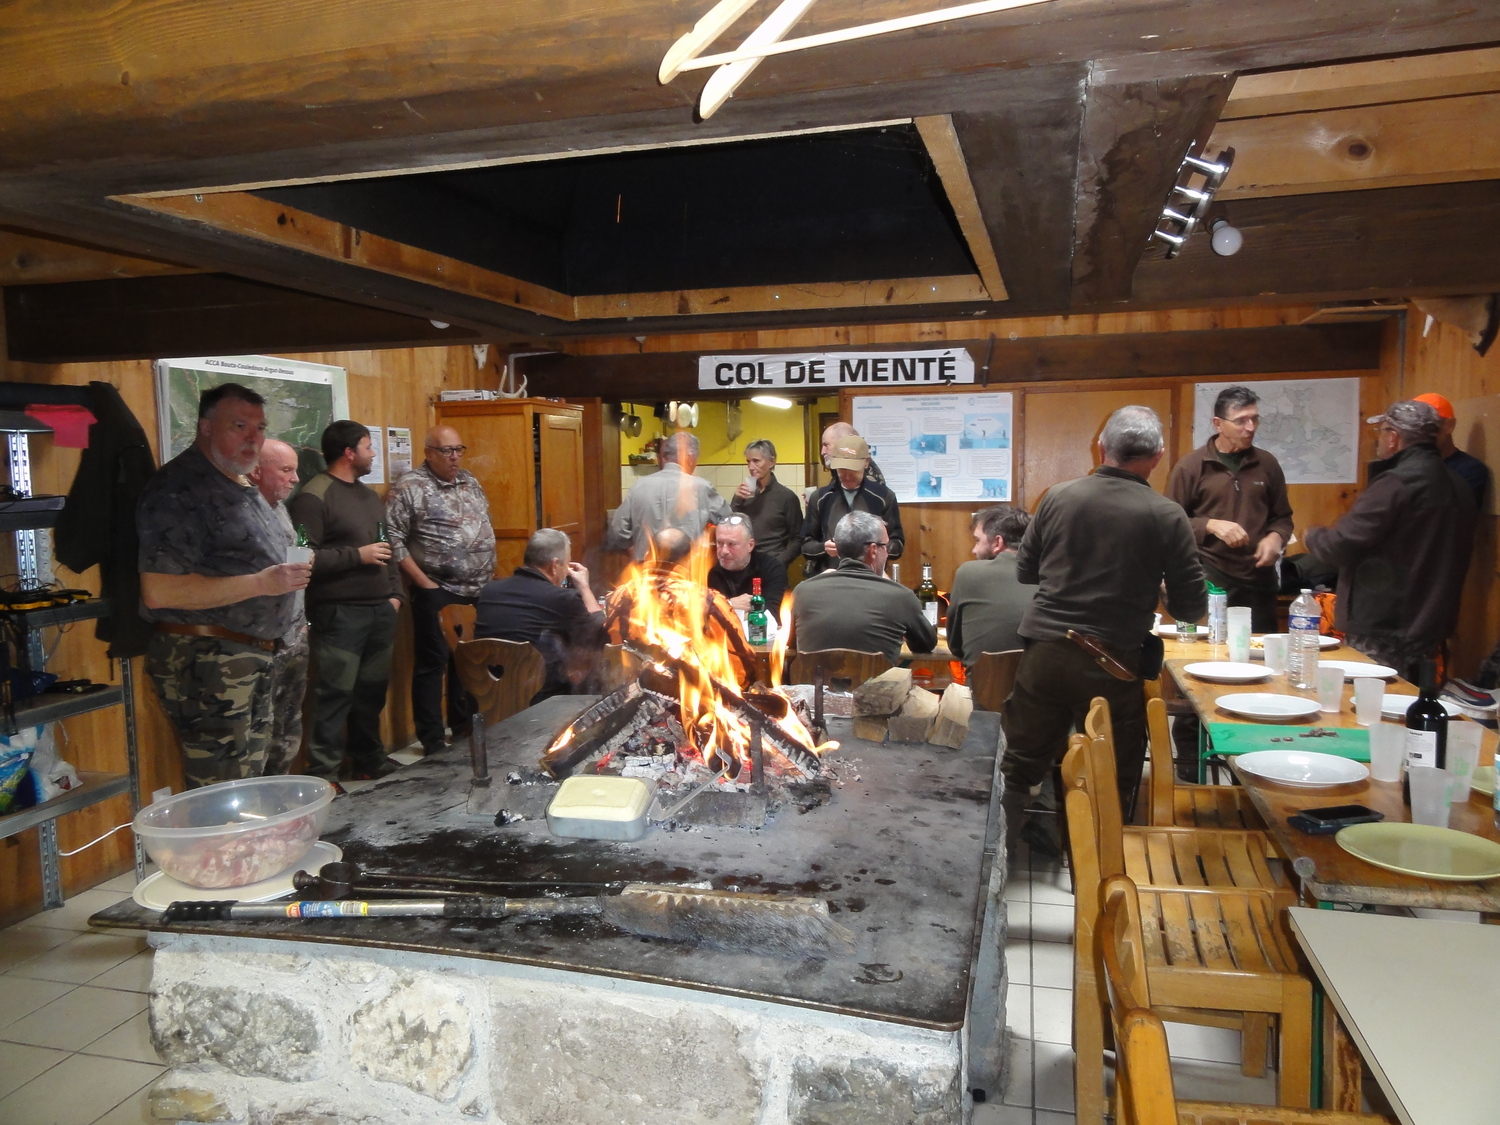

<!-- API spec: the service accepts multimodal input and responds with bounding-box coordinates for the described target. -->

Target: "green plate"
[1473,765,1495,797]
[1335,822,1500,881]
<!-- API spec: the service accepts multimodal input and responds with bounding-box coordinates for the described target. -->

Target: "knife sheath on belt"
[1066,630,1138,681]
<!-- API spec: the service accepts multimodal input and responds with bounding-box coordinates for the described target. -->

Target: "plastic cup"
[1353,677,1384,727]
[1369,724,1405,782]
[1447,723,1483,802]
[1227,607,1252,662]
[1408,765,1455,828]
[1316,665,1345,713]
[1263,634,1288,675]
[285,545,314,565]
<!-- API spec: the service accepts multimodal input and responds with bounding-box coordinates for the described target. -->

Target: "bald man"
[820,421,886,486]
[247,439,312,774]
[384,426,496,754]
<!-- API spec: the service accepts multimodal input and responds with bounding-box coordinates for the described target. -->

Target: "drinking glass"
[1353,677,1384,727]
[1227,607,1252,662]
[1447,723,1483,802]
[1316,665,1344,713]
[1407,765,1454,828]
[1262,634,1288,675]
[1368,724,1405,782]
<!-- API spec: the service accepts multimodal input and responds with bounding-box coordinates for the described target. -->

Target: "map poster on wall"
[851,392,1013,503]
[1191,378,1361,485]
[154,354,350,486]
[387,427,414,480]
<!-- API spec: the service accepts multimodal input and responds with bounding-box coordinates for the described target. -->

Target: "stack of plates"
[1379,694,1461,721]
[1319,660,1399,681]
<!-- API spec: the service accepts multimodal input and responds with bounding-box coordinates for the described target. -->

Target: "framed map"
[154,355,349,484]
[1191,378,1360,485]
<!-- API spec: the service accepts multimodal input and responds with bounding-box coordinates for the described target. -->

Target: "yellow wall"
[620,398,810,465]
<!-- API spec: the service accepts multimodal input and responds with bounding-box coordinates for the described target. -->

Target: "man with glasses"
[788,511,934,665]
[707,514,788,622]
[385,426,496,755]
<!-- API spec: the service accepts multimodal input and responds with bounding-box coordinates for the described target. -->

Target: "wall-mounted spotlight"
[1150,145,1236,258]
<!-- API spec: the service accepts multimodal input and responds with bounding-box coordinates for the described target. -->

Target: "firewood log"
[928,683,974,749]
[853,667,913,716]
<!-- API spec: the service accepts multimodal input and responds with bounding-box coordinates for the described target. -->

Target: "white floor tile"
[1033,1041,1076,1112]
[1004,938,1030,985]
[1031,986,1073,1046]
[1006,984,1032,1038]
[1171,1057,1278,1105]
[1164,1020,1243,1066]
[1030,876,1074,906]
[92,1080,153,1125]
[975,1102,1032,1125]
[0,978,75,1031]
[81,1012,159,1066]
[1005,874,1030,903]
[1001,1035,1033,1107]
[9,890,128,935]
[87,951,154,994]
[0,1053,162,1125]
[0,1041,68,1100]
[0,986,147,1052]
[1028,903,1074,944]
[1029,940,1073,990]
[95,872,141,894]
[1035,1112,1074,1125]
[0,925,76,972]
[6,933,147,986]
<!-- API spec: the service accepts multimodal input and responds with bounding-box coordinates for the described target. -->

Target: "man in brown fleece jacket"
[288,420,405,784]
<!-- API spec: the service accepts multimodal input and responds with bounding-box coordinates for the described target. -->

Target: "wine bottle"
[1402,659,1448,805]
[746,577,768,646]
[918,564,939,627]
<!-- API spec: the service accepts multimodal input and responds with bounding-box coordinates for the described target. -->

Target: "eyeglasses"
[1221,415,1260,428]
[427,445,467,457]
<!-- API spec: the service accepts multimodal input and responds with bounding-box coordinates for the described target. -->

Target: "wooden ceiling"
[0,2,1497,362]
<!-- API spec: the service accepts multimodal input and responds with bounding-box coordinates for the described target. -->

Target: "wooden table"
[1289,907,1500,1124]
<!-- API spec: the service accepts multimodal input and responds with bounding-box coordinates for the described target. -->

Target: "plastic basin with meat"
[133,776,335,889]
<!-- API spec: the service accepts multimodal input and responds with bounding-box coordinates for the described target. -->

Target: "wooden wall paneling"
[565,397,618,577]
[437,402,533,577]
[1021,385,1177,508]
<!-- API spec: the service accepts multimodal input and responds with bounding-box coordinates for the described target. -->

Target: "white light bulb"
[429,319,450,329]
[1210,221,1243,257]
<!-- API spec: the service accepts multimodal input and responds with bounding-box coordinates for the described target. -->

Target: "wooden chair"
[438,602,477,651]
[451,637,547,726]
[967,648,1023,712]
[1099,874,1382,1125]
[785,649,892,692]
[1146,695,1270,834]
[1063,738,1313,1125]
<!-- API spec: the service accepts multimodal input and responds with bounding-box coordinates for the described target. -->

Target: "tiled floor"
[974,842,1279,1125]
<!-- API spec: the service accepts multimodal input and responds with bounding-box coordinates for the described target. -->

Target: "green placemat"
[1205,722,1370,762]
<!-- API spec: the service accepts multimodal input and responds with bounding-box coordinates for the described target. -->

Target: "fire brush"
[159,883,854,957]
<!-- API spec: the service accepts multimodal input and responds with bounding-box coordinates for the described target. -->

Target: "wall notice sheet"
[387,427,413,480]
[851,392,1013,503]
[362,424,386,485]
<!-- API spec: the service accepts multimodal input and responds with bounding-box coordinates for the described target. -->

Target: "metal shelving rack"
[0,410,143,908]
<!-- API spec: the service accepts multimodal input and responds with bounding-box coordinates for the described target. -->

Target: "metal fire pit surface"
[93,696,1002,1031]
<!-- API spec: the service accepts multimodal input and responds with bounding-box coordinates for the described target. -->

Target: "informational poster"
[1191,378,1360,484]
[698,348,975,390]
[851,392,1013,503]
[387,427,413,480]
[362,424,386,485]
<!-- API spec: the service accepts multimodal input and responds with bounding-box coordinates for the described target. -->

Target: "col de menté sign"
[698,349,975,391]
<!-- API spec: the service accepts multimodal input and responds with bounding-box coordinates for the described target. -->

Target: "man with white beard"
[138,383,311,787]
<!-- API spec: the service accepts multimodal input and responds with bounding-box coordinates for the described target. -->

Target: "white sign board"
[1192,378,1361,485]
[851,392,1013,503]
[362,424,386,485]
[698,349,974,391]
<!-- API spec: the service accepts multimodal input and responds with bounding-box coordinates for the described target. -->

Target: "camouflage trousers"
[263,624,310,775]
[146,633,275,789]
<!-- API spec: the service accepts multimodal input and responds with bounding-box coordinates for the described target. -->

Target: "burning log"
[539,681,647,779]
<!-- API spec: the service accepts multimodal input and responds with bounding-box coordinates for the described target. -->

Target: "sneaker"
[1443,678,1498,710]
[350,756,402,781]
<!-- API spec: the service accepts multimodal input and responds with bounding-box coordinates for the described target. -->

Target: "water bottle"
[1206,583,1228,645]
[1287,588,1321,690]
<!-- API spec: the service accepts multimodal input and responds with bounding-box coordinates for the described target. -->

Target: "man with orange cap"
[1413,392,1490,506]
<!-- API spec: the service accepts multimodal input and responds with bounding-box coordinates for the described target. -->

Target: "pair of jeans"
[408,586,477,752]
[307,601,398,779]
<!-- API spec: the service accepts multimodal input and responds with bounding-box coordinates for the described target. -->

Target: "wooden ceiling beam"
[0,227,199,285]
[1223,45,1500,119]
[913,115,1008,301]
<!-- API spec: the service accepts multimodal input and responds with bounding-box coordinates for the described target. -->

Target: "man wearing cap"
[819,421,885,485]
[1304,399,1477,672]
[1413,392,1490,507]
[801,433,904,577]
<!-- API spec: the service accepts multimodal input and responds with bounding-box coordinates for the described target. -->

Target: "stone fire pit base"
[145,932,970,1125]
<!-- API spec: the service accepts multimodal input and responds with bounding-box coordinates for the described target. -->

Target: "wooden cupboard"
[434,399,587,575]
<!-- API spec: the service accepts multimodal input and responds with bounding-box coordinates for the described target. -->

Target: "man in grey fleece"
[1001,406,1205,857]
[287,420,405,783]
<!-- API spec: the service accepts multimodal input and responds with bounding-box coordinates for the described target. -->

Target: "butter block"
[547,775,652,841]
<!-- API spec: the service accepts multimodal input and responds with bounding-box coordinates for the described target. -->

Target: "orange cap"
[1413,392,1455,419]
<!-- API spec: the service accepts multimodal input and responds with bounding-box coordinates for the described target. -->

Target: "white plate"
[1157,623,1207,639]
[1379,694,1462,721]
[1318,660,1399,681]
[1234,750,1369,787]
[132,840,342,910]
[1249,633,1340,658]
[1214,693,1323,722]
[1184,661,1272,684]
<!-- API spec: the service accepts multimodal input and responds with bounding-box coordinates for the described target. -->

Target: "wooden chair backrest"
[1085,732,1126,877]
[968,649,1023,712]
[1099,873,1156,1125]
[438,603,478,651]
[786,649,892,693]
[595,643,645,696]
[1084,694,1114,746]
[1118,1010,1181,1125]
[1146,696,1174,827]
[452,637,547,726]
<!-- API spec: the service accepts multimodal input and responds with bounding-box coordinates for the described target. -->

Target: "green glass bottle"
[747,577,768,646]
[295,524,310,548]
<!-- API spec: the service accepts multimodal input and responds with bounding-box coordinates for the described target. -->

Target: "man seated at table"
[707,514,788,623]
[789,511,936,666]
[947,504,1034,679]
[474,528,605,701]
